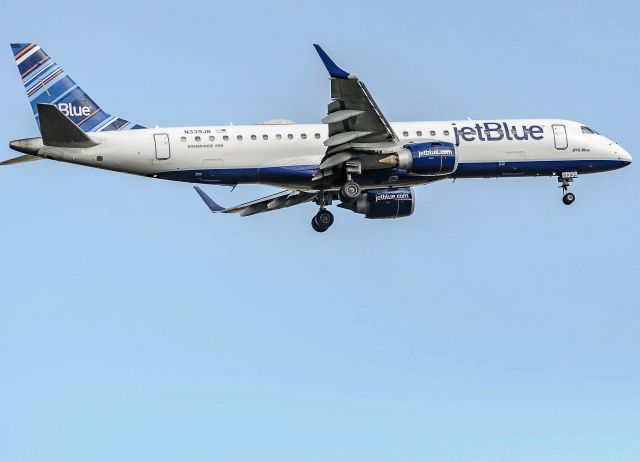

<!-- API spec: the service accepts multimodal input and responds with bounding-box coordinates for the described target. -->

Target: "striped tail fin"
[10,43,145,132]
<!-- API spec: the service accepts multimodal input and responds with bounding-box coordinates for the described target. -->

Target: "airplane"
[4,43,632,232]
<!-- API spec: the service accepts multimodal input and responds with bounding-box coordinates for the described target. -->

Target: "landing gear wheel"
[311,217,325,232]
[339,181,361,203]
[312,209,334,232]
[563,192,575,205]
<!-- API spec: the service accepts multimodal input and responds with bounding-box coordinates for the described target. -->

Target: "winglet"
[194,186,225,212]
[313,44,351,79]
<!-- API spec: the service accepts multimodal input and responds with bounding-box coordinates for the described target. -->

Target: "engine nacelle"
[396,141,458,175]
[339,188,415,219]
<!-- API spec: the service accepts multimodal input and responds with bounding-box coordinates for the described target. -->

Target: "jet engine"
[339,188,415,219]
[380,142,458,175]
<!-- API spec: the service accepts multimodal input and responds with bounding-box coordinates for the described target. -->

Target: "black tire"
[311,217,326,232]
[339,181,361,203]
[563,192,575,205]
[313,209,334,232]
[311,217,326,233]
[314,209,334,229]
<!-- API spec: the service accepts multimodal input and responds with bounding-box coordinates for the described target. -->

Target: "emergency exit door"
[154,133,171,160]
[552,125,568,150]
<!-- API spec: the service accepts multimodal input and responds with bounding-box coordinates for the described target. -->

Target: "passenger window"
[315,133,321,139]
[443,130,450,136]
[301,133,307,139]
[223,135,229,141]
[402,131,409,137]
[430,130,436,136]
[263,134,269,140]
[237,135,243,141]
[276,134,282,140]
[195,136,201,142]
[287,134,293,140]
[209,136,215,142]
[251,134,256,140]
[180,136,187,142]
[416,131,422,137]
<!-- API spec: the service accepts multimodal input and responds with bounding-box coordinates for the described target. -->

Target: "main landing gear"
[311,192,335,232]
[311,209,334,232]
[339,180,361,203]
[558,171,577,205]
[339,161,362,204]
[312,162,362,231]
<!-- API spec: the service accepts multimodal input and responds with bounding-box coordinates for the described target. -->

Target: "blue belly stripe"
[148,159,630,185]
[453,159,630,177]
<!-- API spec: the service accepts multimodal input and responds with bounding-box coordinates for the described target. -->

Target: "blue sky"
[1,1,639,461]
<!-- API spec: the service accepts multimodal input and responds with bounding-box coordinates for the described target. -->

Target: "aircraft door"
[154,133,171,160]
[552,124,568,150]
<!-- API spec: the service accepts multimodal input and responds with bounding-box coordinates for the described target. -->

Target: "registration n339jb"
[5,43,632,232]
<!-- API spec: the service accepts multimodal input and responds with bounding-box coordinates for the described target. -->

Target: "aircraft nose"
[619,147,632,164]
[611,143,632,165]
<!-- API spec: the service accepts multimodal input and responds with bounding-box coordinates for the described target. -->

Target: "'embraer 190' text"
[454,122,544,146]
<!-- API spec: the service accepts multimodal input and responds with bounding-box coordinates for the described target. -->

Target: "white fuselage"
[36,118,632,190]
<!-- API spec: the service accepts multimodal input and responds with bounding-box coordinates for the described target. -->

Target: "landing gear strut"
[339,161,362,204]
[558,172,577,205]
[312,209,334,232]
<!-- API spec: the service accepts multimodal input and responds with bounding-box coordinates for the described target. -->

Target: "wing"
[194,187,317,217]
[313,45,401,181]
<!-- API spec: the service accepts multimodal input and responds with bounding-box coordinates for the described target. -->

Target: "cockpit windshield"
[581,126,598,135]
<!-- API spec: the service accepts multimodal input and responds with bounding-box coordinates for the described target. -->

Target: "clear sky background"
[1,1,639,461]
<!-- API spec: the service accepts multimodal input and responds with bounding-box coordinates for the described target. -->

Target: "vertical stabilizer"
[10,43,144,132]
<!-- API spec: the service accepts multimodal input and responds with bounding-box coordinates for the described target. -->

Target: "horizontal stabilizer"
[0,154,42,166]
[37,103,98,148]
[194,186,225,212]
[193,186,316,217]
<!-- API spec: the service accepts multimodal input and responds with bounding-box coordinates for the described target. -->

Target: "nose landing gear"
[558,171,578,205]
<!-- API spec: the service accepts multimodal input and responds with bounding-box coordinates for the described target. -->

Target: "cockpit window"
[581,126,598,135]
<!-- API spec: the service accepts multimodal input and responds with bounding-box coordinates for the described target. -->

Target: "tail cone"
[9,137,43,155]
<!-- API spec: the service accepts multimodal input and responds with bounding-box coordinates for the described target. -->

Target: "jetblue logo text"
[454,122,544,146]
[57,103,91,117]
